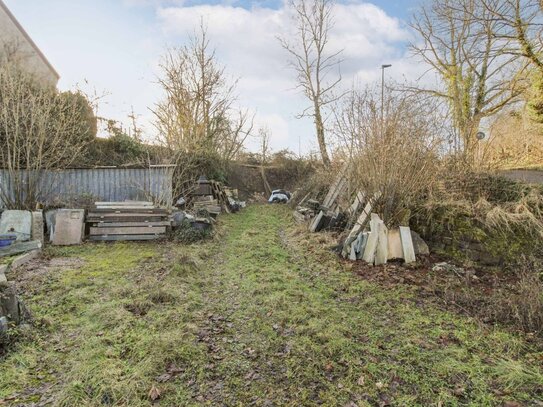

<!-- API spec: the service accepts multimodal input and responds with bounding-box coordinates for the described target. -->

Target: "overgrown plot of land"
[1,205,542,406]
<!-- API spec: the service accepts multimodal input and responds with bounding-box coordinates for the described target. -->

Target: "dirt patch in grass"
[8,256,86,296]
[345,253,543,339]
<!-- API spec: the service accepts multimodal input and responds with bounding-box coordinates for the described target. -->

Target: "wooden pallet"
[86,201,170,242]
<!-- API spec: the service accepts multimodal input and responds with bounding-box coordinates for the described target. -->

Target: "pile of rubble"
[295,164,429,265]
[173,176,245,232]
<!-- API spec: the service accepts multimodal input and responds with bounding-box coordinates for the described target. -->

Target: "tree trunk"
[314,104,331,167]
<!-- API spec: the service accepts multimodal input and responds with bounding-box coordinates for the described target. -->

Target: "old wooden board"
[89,226,166,236]
[89,208,169,214]
[87,212,169,219]
[322,161,349,209]
[88,235,163,241]
[95,201,153,206]
[86,218,168,225]
[400,226,416,264]
[91,221,171,228]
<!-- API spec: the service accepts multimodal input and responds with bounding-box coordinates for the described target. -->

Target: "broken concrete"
[400,226,416,264]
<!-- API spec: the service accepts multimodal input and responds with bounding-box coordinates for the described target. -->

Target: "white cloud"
[154,1,414,153]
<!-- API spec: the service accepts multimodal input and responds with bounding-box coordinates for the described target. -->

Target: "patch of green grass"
[1,205,542,406]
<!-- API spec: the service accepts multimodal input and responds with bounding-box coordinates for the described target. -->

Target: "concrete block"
[31,211,44,245]
[52,209,85,245]
[0,210,32,241]
[400,226,416,264]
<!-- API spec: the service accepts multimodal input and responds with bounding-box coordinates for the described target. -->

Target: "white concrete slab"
[400,226,416,264]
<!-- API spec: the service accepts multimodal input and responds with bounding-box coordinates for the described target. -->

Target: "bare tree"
[259,127,272,196]
[279,0,342,167]
[409,0,529,164]
[474,0,543,122]
[152,22,253,163]
[0,62,94,209]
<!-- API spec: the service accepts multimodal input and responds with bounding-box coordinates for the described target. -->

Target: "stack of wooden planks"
[87,201,170,241]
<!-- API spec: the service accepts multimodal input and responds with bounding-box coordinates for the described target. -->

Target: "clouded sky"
[4,0,423,154]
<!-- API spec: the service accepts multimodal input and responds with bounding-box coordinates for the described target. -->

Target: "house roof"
[0,0,60,81]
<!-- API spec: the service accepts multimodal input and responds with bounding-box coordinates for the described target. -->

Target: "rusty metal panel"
[0,167,174,208]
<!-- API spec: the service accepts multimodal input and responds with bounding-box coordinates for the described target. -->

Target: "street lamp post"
[381,64,392,125]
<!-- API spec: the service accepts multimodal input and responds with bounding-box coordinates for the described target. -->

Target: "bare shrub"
[0,63,94,209]
[333,88,444,226]
[152,22,253,166]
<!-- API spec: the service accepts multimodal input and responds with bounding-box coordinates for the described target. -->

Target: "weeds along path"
[0,205,541,406]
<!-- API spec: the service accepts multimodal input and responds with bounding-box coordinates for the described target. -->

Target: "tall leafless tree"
[152,22,253,163]
[410,0,529,164]
[279,0,342,167]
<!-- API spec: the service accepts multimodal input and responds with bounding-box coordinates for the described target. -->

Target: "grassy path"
[1,205,542,406]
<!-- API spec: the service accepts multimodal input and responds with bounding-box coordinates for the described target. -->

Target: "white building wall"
[0,0,59,86]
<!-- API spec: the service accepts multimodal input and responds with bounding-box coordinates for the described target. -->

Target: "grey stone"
[0,271,7,287]
[52,209,85,245]
[0,210,32,241]
[410,231,430,255]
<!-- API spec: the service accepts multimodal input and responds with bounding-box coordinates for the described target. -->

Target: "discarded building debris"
[294,162,429,266]
[268,189,291,204]
[192,176,245,215]
[87,201,170,241]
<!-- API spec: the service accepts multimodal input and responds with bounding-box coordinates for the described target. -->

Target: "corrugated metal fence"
[0,167,174,208]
